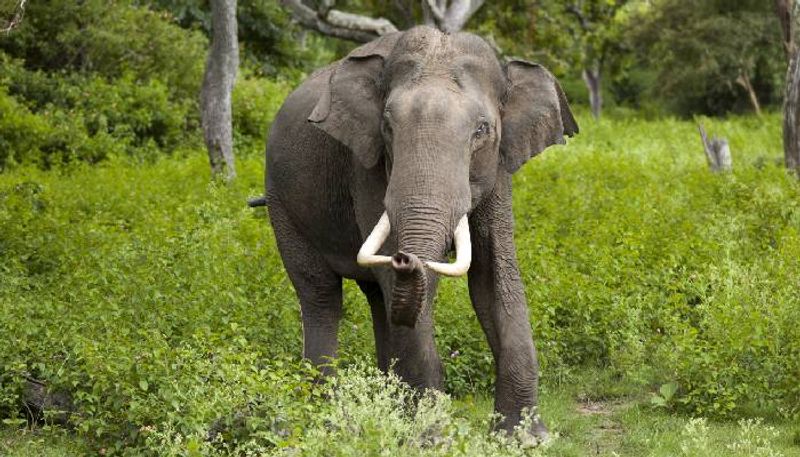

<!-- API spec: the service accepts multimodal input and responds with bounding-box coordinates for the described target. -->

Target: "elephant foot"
[517,416,550,448]
[493,410,551,448]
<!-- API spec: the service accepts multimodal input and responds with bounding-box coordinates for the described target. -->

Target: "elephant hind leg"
[268,197,343,376]
[357,280,390,372]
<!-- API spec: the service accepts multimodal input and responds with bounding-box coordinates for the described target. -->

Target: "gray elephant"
[258,26,577,439]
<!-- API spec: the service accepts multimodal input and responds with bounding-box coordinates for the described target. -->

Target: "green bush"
[231,75,294,155]
[0,0,207,98]
[0,0,211,169]
[1,53,297,168]
[0,57,198,168]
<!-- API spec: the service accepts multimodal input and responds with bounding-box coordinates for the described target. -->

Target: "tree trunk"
[775,0,795,59]
[784,48,800,173]
[201,0,239,181]
[583,67,602,120]
[736,71,762,116]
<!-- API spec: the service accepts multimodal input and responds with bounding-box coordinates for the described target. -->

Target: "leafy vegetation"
[1,112,798,454]
[1,0,799,454]
[628,0,785,115]
[0,0,308,170]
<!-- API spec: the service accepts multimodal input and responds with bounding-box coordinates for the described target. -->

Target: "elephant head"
[309,26,577,327]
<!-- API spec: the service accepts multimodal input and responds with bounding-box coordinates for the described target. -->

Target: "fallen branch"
[280,0,398,43]
[23,377,74,426]
[282,0,485,42]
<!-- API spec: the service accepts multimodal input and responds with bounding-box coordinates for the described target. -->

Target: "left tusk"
[425,215,471,277]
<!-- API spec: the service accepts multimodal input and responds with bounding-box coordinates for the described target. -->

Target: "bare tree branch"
[1,0,27,34]
[326,10,397,35]
[440,0,485,33]
[423,0,446,22]
[280,0,398,43]
[282,0,485,42]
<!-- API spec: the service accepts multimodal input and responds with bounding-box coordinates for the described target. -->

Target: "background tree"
[201,0,239,181]
[776,0,800,174]
[630,0,783,116]
[534,0,637,119]
[144,0,319,75]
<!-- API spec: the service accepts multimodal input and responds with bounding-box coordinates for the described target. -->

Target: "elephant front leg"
[467,173,548,443]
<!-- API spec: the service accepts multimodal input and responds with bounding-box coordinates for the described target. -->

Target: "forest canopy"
[0,0,788,169]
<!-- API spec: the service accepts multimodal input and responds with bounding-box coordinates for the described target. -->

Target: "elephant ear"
[308,33,401,169]
[500,60,578,173]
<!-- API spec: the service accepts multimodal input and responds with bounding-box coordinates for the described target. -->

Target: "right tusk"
[357,212,393,267]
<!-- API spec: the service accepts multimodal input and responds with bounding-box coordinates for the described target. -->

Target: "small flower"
[450,350,460,358]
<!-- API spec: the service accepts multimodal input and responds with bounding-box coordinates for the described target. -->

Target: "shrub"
[232,75,294,156]
[0,59,197,168]
[0,0,207,99]
[1,53,298,168]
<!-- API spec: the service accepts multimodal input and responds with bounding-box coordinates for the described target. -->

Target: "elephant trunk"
[356,210,471,327]
[389,252,427,327]
[390,209,447,327]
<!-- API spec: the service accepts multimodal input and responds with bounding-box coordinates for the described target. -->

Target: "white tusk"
[357,212,393,267]
[425,215,471,277]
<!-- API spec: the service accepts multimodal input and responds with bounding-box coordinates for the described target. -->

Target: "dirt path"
[577,399,626,455]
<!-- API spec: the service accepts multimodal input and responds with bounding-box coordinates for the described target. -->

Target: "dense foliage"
[0,0,319,170]
[628,0,785,115]
[1,113,798,454]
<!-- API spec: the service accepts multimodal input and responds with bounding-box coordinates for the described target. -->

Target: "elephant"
[258,25,577,440]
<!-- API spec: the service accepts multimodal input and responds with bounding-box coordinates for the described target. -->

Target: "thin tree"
[201,0,239,181]
[1,0,27,33]
[562,0,631,120]
[279,0,485,42]
[776,0,800,174]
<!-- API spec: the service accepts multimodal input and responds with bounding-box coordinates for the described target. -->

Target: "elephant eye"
[381,119,393,139]
[473,121,490,139]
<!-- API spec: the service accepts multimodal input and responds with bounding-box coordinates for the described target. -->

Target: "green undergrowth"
[1,112,799,454]
[3,366,799,456]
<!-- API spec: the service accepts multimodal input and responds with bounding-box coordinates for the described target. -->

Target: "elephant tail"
[247,196,268,208]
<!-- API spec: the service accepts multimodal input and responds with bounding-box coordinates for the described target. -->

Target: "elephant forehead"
[391,26,452,61]
[387,28,503,99]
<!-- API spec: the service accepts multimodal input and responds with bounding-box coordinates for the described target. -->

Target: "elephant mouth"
[356,211,472,276]
[356,211,471,327]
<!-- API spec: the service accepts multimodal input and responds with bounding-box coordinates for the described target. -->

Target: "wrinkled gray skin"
[264,26,577,439]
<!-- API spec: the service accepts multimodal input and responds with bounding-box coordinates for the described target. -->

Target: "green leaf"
[659,382,678,401]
